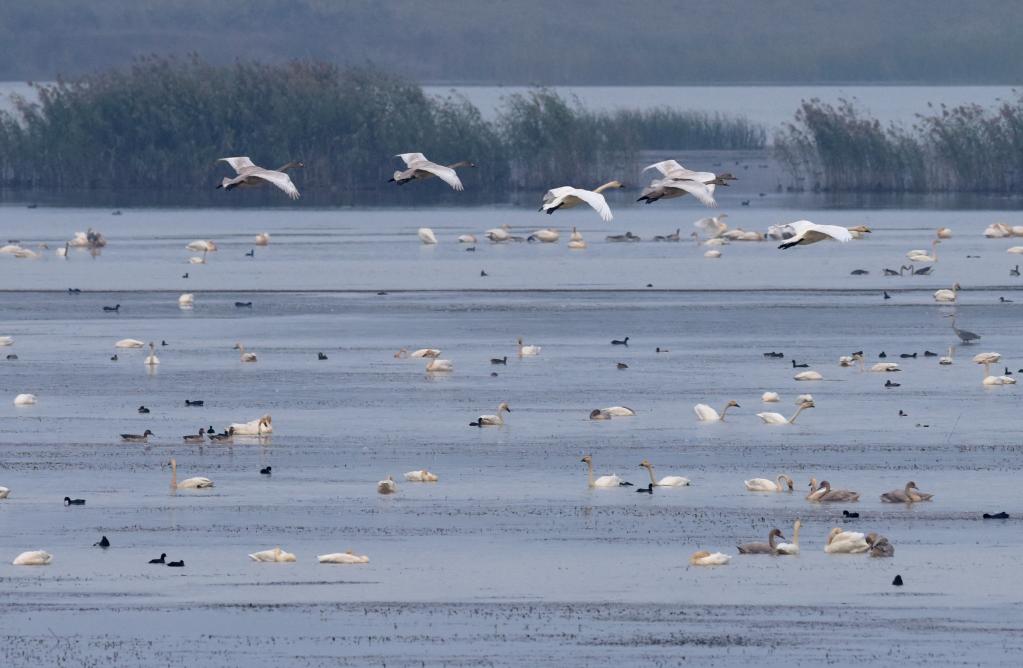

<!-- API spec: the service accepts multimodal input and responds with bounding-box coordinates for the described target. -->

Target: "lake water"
[2,198,1022,665]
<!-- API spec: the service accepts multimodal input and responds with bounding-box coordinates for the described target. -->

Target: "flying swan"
[216,157,301,200]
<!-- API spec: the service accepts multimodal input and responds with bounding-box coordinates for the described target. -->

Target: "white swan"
[318,550,370,564]
[581,455,624,488]
[425,359,453,372]
[418,227,438,244]
[13,393,36,406]
[529,228,560,243]
[775,519,801,555]
[761,392,780,402]
[0,245,23,254]
[188,250,208,264]
[907,239,939,262]
[824,527,869,554]
[695,214,729,238]
[144,342,160,366]
[255,233,271,246]
[486,224,511,242]
[217,157,301,199]
[693,400,740,422]
[115,338,144,348]
[12,247,40,259]
[12,550,52,565]
[937,227,952,239]
[689,551,731,566]
[793,370,822,381]
[704,249,722,258]
[391,153,472,191]
[796,393,814,404]
[1007,246,1023,254]
[540,181,623,222]
[470,402,511,426]
[408,348,441,358]
[458,234,477,243]
[178,293,194,307]
[517,337,541,356]
[185,240,218,252]
[404,470,439,482]
[744,474,794,492]
[756,400,814,425]
[939,346,954,365]
[56,242,69,257]
[234,342,257,362]
[776,220,855,249]
[972,352,1014,384]
[869,362,900,372]
[640,459,690,486]
[933,282,960,302]
[248,547,296,562]
[0,486,9,499]
[985,223,1012,238]
[168,459,214,489]
[0,336,14,346]
[230,415,272,435]
[377,476,397,494]
[639,177,718,207]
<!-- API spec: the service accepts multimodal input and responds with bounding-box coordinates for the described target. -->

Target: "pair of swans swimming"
[581,455,690,488]
[694,399,814,424]
[248,546,370,564]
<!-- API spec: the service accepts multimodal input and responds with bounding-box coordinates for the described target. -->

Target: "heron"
[947,315,981,343]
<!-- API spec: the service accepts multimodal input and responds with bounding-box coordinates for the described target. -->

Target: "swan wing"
[658,476,691,486]
[662,180,717,207]
[396,152,428,167]
[542,186,574,205]
[744,478,774,491]
[643,159,686,176]
[249,169,300,200]
[557,189,612,221]
[756,412,785,424]
[219,156,257,174]
[593,474,622,487]
[415,162,464,191]
[793,221,853,243]
[693,404,719,421]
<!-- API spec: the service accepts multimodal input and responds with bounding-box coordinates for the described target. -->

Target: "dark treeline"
[0,57,763,194]
[5,1,1023,84]
[775,97,1023,193]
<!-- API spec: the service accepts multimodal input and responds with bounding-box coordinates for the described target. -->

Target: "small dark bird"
[110,354,118,361]
[94,536,110,548]
[791,360,808,368]
[656,347,669,353]
[883,268,900,276]
[741,200,750,206]
[120,430,154,442]
[111,210,122,216]
[1011,265,1020,277]
[318,352,328,360]
[465,246,476,252]
[617,362,628,369]
[883,291,891,300]
[182,273,189,279]
[64,497,85,506]
[851,269,869,275]
[235,301,253,307]
[480,270,488,277]
[103,304,120,312]
[983,512,1009,519]
[166,560,185,568]
[137,405,150,414]
[377,291,388,296]
[245,249,255,257]
[923,350,938,357]
[6,354,17,360]
[149,553,167,564]
[206,425,215,434]
[185,399,204,407]
[898,410,907,416]
[490,356,507,365]
[636,483,654,494]
[1000,296,1014,303]
[892,575,903,586]
[67,288,81,294]
[900,353,917,358]
[645,283,654,288]
[885,380,900,388]
[1005,367,1013,376]
[913,265,933,275]
[490,372,498,377]
[763,352,784,358]
[878,351,887,358]
[842,510,859,518]
[611,337,629,345]
[161,340,168,347]
[260,466,272,475]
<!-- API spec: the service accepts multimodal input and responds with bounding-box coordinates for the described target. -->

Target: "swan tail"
[777,238,802,250]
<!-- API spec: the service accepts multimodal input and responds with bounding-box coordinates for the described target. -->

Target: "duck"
[103,305,121,312]
[824,528,869,553]
[115,338,145,348]
[12,550,52,565]
[756,400,814,425]
[217,157,301,199]
[185,399,204,407]
[148,553,167,564]
[248,547,297,562]
[318,550,370,564]
[616,362,628,369]
[933,282,960,302]
[144,342,160,366]
[229,415,272,435]
[791,360,809,368]
[404,469,439,482]
[260,466,272,475]
[517,337,541,356]
[775,519,802,555]
[318,352,328,360]
[737,528,785,554]
[540,181,623,222]
[470,401,511,427]
[639,459,690,486]
[880,481,934,503]
[417,227,438,244]
[234,342,257,362]
[137,405,150,414]
[255,233,271,246]
[182,429,205,444]
[167,459,214,489]
[13,393,37,405]
[490,356,507,365]
[761,392,780,402]
[581,455,628,487]
[744,475,794,492]
[64,496,85,505]
[166,560,185,568]
[425,359,454,372]
[983,512,1010,519]
[689,551,731,566]
[865,533,895,557]
[693,400,740,422]
[793,370,823,381]
[842,510,859,519]
[635,483,654,494]
[811,480,860,503]
[121,430,154,443]
[377,476,397,494]
[94,536,110,548]
[390,153,474,190]
[611,337,629,345]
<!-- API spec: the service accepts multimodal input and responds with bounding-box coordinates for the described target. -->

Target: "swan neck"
[586,460,594,488]
[646,466,657,486]
[792,522,801,546]
[170,460,176,489]
[593,181,618,194]
[719,403,731,420]
[788,405,804,424]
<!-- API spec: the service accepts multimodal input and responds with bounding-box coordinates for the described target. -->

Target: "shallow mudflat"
[1,203,1021,665]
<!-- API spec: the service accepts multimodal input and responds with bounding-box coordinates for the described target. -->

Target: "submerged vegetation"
[776,97,1023,193]
[0,57,763,196]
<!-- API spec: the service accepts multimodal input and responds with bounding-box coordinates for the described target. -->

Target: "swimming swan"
[178,293,194,308]
[756,400,814,425]
[217,157,301,199]
[377,476,397,494]
[540,181,623,222]
[581,455,625,487]
[418,227,438,244]
[404,470,439,482]
[144,342,160,366]
[933,283,960,302]
[689,551,731,566]
[470,402,511,426]
[529,228,560,243]
[811,480,860,503]
[761,392,780,402]
[744,474,794,492]
[568,227,587,249]
[793,370,823,380]
[865,533,895,557]
[881,481,934,503]
[639,459,690,486]
[907,239,939,262]
[234,342,258,362]
[824,527,869,553]
[255,233,271,245]
[318,550,370,564]
[230,415,272,435]
[168,459,214,489]
[517,337,541,356]
[602,406,636,416]
[0,486,9,499]
[775,519,802,555]
[13,393,37,405]
[13,550,52,565]
[693,400,740,422]
[248,546,296,562]
[737,528,785,554]
[425,359,453,372]
[115,338,145,348]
